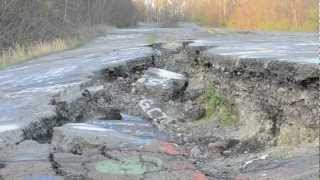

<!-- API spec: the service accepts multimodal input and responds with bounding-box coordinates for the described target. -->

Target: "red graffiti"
[193,171,208,180]
[160,142,179,155]
[234,176,250,180]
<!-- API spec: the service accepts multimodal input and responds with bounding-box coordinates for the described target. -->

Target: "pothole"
[22,42,238,148]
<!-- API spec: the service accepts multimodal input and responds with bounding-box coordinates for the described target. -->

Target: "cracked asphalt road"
[0,24,318,180]
[0,24,318,145]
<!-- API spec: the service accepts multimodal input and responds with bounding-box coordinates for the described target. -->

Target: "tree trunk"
[64,0,68,22]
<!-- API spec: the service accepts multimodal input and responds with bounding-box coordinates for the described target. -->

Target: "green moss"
[199,85,237,127]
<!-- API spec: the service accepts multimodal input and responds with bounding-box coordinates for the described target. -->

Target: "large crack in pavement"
[42,44,211,179]
[0,42,212,180]
[0,25,319,180]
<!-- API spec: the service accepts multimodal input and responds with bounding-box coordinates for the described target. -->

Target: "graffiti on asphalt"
[95,156,163,175]
[139,98,169,123]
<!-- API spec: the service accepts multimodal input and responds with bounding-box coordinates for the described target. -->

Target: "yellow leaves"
[144,0,317,32]
[226,0,317,32]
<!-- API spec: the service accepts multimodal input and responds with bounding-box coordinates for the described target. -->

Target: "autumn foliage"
[226,0,318,32]
[135,0,318,32]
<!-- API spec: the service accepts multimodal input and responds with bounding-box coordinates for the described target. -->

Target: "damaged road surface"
[0,24,319,180]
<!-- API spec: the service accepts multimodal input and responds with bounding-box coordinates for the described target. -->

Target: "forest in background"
[135,0,318,32]
[1,0,318,50]
[0,0,138,50]
[0,0,318,68]
[0,0,138,67]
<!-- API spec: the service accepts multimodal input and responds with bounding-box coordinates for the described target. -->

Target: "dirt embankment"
[156,41,319,147]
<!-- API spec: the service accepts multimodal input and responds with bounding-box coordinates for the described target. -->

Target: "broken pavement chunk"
[0,141,59,180]
[51,123,154,153]
[133,68,188,100]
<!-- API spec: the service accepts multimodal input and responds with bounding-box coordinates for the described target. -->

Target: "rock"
[222,150,233,156]
[134,68,188,100]
[190,145,208,160]
[181,100,205,122]
[51,123,154,153]
[0,140,50,162]
[95,107,122,120]
[83,85,104,97]
[182,89,203,101]
[55,95,122,122]
[0,141,60,179]
[138,98,205,127]
[208,141,227,154]
[162,100,205,123]
[104,65,130,80]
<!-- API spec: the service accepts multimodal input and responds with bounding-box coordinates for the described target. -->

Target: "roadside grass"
[197,85,238,127]
[0,25,112,69]
[0,39,74,69]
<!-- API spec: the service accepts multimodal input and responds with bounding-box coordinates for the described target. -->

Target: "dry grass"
[0,38,79,69]
[0,25,112,69]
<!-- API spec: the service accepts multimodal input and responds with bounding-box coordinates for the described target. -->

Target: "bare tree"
[0,0,139,50]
